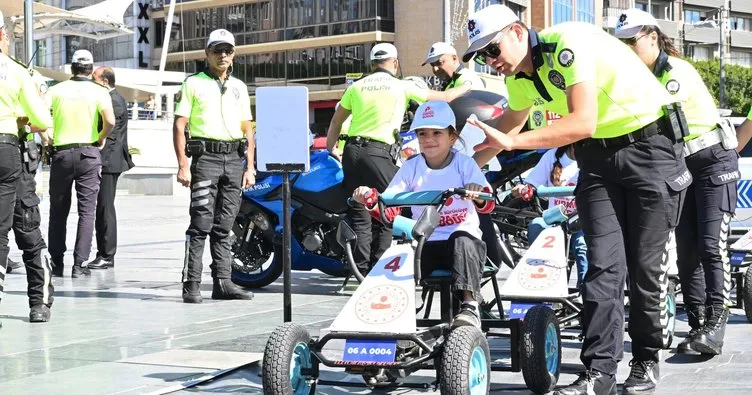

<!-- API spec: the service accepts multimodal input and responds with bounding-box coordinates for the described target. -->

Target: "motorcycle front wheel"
[230,217,282,288]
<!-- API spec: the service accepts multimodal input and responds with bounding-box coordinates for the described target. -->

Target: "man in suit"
[89,67,134,269]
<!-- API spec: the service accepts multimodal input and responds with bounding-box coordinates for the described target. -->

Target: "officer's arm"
[174,116,190,168]
[242,120,255,169]
[327,105,351,151]
[508,82,597,150]
[18,72,53,131]
[473,107,530,167]
[424,83,471,102]
[737,118,752,153]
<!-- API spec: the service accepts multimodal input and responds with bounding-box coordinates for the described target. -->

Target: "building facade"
[603,0,752,67]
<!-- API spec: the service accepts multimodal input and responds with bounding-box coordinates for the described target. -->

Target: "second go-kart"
[262,187,555,394]
[728,229,752,322]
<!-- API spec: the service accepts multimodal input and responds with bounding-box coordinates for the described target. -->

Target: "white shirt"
[384,150,491,241]
[523,148,579,213]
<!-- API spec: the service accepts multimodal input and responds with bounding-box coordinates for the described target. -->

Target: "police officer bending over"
[422,41,485,91]
[173,29,255,304]
[465,5,690,395]
[327,43,470,275]
[47,50,115,278]
[0,10,54,323]
[615,8,740,357]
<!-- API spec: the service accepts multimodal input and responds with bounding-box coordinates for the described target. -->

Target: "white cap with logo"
[409,101,456,132]
[462,4,520,63]
[207,29,236,48]
[614,8,658,39]
[71,49,94,65]
[370,43,398,61]
[422,42,457,66]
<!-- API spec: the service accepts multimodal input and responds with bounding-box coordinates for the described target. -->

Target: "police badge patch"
[666,79,680,94]
[558,49,574,67]
[548,70,566,90]
[533,110,544,127]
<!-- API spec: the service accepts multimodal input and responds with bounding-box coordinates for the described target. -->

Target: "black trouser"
[677,143,739,309]
[420,231,486,300]
[0,142,21,306]
[342,141,398,272]
[12,149,53,307]
[95,172,121,260]
[574,131,688,375]
[478,213,503,267]
[182,150,243,282]
[48,146,102,266]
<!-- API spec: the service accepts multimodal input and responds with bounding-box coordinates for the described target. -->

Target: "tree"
[685,58,752,116]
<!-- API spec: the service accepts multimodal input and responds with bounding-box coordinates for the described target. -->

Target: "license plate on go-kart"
[731,251,747,266]
[343,339,397,363]
[509,302,553,320]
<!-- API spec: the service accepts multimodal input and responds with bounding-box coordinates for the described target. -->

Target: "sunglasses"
[210,46,235,55]
[620,34,647,47]
[473,30,506,66]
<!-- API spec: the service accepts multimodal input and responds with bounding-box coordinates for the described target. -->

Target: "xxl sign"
[134,1,151,68]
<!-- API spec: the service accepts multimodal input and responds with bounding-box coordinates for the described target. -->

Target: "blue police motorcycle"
[230,150,351,288]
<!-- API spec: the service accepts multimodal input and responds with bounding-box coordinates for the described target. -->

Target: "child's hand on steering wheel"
[511,184,534,201]
[463,183,485,203]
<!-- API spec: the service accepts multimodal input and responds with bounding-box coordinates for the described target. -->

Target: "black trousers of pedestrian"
[341,142,398,272]
[574,131,689,375]
[13,150,53,307]
[677,144,739,309]
[0,142,21,305]
[182,150,243,282]
[420,231,486,300]
[48,146,102,266]
[95,172,121,260]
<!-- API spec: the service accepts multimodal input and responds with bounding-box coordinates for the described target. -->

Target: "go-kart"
[728,229,752,322]
[261,188,564,394]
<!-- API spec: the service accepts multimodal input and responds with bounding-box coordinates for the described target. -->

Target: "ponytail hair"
[549,145,570,186]
[642,25,681,57]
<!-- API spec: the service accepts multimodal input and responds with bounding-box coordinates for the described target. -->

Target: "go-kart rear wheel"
[662,280,677,349]
[521,305,561,394]
[262,323,314,395]
[439,326,490,395]
[743,268,752,323]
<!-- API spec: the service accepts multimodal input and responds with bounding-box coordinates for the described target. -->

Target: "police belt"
[193,138,244,154]
[345,135,392,150]
[683,128,722,157]
[0,134,20,145]
[576,120,664,150]
[52,142,97,153]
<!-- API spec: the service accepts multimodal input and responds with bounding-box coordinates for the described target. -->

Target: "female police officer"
[615,9,740,356]
[466,5,690,395]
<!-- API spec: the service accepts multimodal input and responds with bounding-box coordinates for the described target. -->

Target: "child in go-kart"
[511,144,588,288]
[352,101,494,329]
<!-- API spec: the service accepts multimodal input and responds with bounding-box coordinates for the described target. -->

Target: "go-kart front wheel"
[520,305,561,394]
[262,323,314,395]
[439,326,490,395]
[743,268,752,323]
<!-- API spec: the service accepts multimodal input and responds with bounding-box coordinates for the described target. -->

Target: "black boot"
[553,370,616,395]
[690,304,729,355]
[212,278,254,300]
[623,359,659,394]
[182,281,203,304]
[677,305,705,353]
[87,256,114,269]
[30,305,51,323]
[71,264,91,278]
[6,258,23,274]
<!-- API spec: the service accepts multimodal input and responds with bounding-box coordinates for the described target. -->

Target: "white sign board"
[328,243,417,334]
[255,87,310,172]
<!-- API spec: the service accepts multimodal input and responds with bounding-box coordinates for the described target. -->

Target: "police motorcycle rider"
[327,43,470,277]
[615,9,740,357]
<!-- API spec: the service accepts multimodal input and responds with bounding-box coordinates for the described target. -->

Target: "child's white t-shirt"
[523,148,579,212]
[384,150,491,242]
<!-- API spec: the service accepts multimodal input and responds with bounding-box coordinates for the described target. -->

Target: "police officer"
[88,67,135,269]
[0,10,54,322]
[615,8,740,357]
[326,43,470,274]
[173,29,255,303]
[465,5,689,394]
[422,41,485,90]
[46,50,115,278]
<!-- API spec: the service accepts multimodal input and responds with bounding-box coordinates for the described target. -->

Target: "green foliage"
[685,58,752,116]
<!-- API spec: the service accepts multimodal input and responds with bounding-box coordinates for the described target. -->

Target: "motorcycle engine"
[300,223,342,257]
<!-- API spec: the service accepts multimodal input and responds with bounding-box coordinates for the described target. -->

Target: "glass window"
[731,51,752,67]
[576,0,594,24]
[684,10,701,24]
[553,0,573,25]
